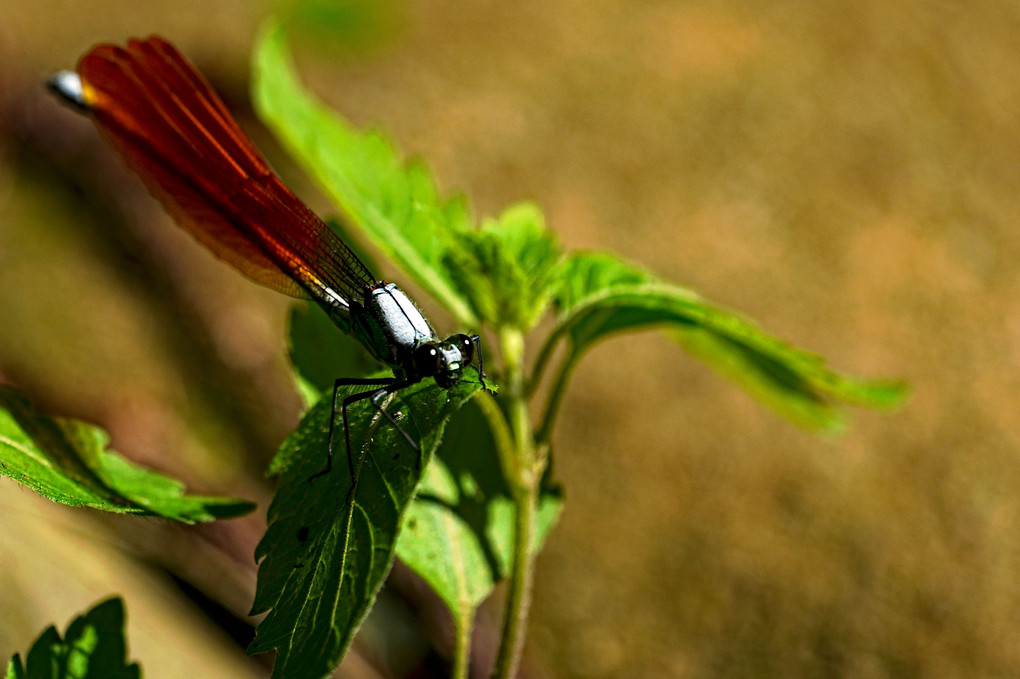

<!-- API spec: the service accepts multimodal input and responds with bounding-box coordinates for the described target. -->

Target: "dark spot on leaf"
[297,526,309,542]
[407,518,417,530]
[293,562,305,569]
[392,453,400,460]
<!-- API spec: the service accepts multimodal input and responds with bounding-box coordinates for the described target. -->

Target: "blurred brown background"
[2,1,1018,677]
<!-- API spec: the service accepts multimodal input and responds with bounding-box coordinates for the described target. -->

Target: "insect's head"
[412,334,476,388]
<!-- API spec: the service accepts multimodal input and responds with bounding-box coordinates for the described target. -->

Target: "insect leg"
[470,334,494,392]
[337,377,419,496]
[309,376,395,482]
[367,379,420,452]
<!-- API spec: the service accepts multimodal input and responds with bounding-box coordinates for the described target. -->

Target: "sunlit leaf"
[445,202,563,330]
[0,387,254,523]
[253,21,478,327]
[548,252,907,429]
[396,400,561,617]
[249,374,479,678]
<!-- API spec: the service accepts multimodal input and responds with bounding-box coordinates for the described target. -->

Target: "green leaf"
[396,400,562,617]
[252,21,478,327]
[6,658,22,679]
[287,302,379,396]
[0,387,254,523]
[275,0,404,54]
[554,250,661,310]
[6,597,141,679]
[547,252,907,429]
[445,202,564,330]
[248,374,480,678]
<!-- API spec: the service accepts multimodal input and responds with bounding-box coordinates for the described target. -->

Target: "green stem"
[451,611,473,679]
[527,325,565,398]
[475,391,516,500]
[494,475,537,679]
[490,328,542,679]
[534,345,579,449]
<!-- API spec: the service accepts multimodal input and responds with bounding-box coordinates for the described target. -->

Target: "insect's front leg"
[470,334,495,392]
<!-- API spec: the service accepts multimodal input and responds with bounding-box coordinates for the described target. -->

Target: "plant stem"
[534,346,579,448]
[493,474,538,679]
[490,328,542,679]
[475,392,516,497]
[451,611,473,679]
[526,324,566,398]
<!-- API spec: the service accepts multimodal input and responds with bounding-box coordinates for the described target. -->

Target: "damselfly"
[49,37,486,481]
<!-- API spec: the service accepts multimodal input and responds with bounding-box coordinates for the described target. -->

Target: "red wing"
[75,37,376,307]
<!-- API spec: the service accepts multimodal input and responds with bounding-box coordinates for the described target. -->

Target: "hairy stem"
[494,473,537,679]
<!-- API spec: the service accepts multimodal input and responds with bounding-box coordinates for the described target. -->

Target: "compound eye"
[412,343,443,377]
[455,334,475,364]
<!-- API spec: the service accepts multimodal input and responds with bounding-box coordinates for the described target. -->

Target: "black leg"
[339,377,418,488]
[309,377,395,483]
[471,334,494,392]
[367,382,420,453]
[310,376,423,487]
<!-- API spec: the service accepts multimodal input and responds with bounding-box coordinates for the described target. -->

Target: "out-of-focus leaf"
[548,252,907,429]
[6,597,140,679]
[275,0,405,54]
[0,387,254,523]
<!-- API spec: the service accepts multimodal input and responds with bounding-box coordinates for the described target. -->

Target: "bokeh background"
[2,1,1019,677]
